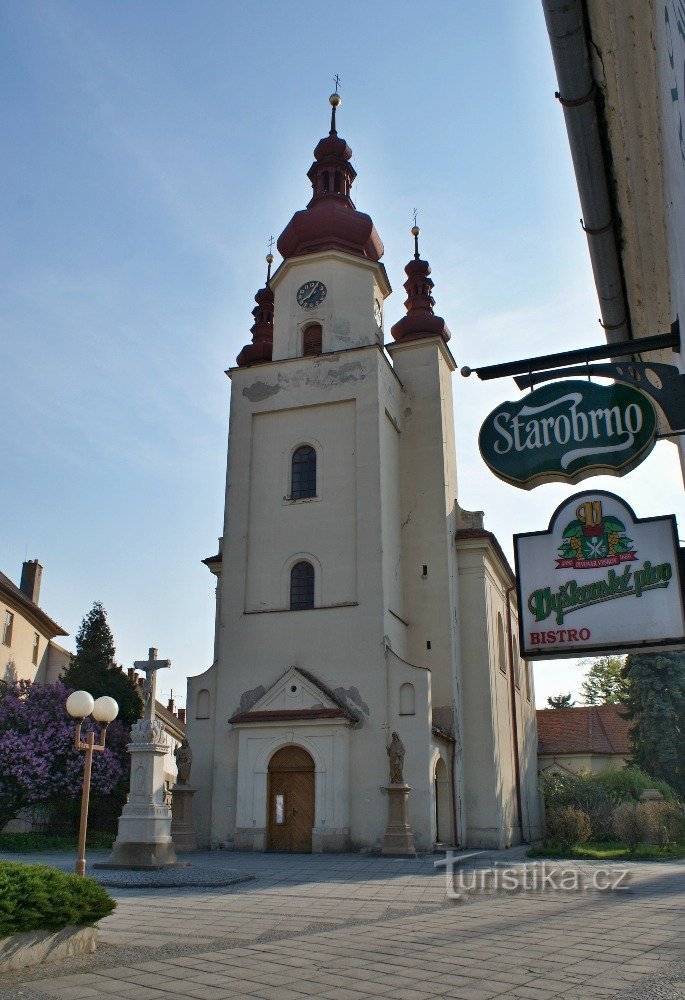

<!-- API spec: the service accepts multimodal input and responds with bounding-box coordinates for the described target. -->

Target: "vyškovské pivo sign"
[514,490,685,660]
[478,380,657,489]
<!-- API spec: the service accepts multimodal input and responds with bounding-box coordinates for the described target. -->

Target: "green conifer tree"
[546,693,576,709]
[623,651,685,796]
[61,602,142,728]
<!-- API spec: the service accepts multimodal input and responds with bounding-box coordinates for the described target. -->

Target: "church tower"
[187,94,540,853]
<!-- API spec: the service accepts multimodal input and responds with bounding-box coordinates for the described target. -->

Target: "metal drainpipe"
[541,0,631,344]
[505,585,525,844]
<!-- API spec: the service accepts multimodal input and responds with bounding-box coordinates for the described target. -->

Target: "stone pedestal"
[95,720,186,870]
[382,783,416,857]
[171,784,198,852]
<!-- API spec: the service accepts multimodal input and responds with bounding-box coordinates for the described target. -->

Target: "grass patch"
[0,831,115,853]
[0,862,115,938]
[527,839,685,861]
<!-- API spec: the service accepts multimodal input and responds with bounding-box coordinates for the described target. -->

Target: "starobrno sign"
[514,490,685,660]
[479,380,658,489]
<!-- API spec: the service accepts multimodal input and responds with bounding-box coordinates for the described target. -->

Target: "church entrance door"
[267,745,315,852]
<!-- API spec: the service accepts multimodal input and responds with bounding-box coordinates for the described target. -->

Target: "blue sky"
[2,1,684,709]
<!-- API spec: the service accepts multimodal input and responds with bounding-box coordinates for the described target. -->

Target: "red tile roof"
[536,704,631,756]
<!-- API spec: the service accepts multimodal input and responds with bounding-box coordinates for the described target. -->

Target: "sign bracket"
[511,359,685,432]
[461,320,679,382]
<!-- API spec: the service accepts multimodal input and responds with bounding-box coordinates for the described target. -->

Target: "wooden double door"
[267,745,315,852]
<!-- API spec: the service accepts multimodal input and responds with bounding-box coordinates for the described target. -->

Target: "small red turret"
[390,225,451,344]
[236,253,275,367]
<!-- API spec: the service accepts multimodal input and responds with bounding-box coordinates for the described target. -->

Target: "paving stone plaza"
[1,848,684,999]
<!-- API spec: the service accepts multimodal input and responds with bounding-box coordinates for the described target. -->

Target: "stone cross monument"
[96,648,185,870]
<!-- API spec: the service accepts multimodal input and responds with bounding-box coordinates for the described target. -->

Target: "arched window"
[290,561,315,610]
[497,614,506,673]
[291,445,316,499]
[303,324,322,357]
[196,688,210,720]
[399,682,415,716]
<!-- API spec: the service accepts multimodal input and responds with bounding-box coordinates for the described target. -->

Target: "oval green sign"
[478,380,658,490]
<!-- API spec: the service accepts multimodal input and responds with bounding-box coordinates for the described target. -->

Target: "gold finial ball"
[266,253,274,265]
[329,92,342,108]
[411,225,420,237]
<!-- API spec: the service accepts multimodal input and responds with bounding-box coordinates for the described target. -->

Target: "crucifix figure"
[134,647,171,722]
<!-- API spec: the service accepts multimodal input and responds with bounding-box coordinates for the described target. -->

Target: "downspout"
[450,735,458,848]
[541,0,631,343]
[506,584,525,844]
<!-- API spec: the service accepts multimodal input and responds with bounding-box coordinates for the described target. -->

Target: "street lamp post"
[66,690,119,877]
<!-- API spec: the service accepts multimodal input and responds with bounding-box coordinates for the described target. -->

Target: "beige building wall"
[1,565,69,686]
[539,754,628,775]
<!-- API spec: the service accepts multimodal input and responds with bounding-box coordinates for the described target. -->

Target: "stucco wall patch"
[332,685,370,717]
[235,685,266,715]
[243,382,280,402]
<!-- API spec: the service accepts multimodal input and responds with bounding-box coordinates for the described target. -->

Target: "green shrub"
[540,767,681,841]
[640,801,685,848]
[545,806,592,851]
[0,831,114,853]
[611,803,650,853]
[0,862,115,938]
[594,766,677,803]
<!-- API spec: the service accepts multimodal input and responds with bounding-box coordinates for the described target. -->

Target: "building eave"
[0,573,68,639]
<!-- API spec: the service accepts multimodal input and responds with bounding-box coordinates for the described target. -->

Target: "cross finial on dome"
[412,209,420,260]
[266,235,275,282]
[329,75,342,134]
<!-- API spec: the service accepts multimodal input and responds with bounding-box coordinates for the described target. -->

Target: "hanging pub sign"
[514,490,685,660]
[478,380,658,489]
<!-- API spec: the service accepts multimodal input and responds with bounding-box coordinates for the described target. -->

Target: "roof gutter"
[541,0,632,343]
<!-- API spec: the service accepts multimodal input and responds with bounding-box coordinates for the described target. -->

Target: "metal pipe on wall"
[541,0,631,343]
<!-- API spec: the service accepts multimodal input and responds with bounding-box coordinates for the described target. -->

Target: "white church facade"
[187,96,540,853]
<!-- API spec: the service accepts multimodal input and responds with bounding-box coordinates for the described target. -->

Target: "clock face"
[297,280,327,309]
[374,298,383,326]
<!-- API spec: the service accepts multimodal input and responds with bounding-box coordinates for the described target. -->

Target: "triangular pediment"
[229,668,359,726]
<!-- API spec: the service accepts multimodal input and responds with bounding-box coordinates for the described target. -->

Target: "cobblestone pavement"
[1,848,684,999]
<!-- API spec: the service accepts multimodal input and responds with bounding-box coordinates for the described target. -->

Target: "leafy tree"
[623,651,685,797]
[580,655,628,705]
[61,603,142,728]
[547,693,576,709]
[0,680,125,831]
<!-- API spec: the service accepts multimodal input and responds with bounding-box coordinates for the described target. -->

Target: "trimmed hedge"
[0,831,115,853]
[0,862,115,938]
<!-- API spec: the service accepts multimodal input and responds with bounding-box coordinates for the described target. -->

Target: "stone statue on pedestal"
[382,729,415,857]
[387,731,406,784]
[174,738,193,785]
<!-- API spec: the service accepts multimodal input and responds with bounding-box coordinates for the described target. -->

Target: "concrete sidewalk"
[1,848,683,999]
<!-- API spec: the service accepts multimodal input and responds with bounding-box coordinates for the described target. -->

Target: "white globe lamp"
[92,696,119,724]
[66,690,94,719]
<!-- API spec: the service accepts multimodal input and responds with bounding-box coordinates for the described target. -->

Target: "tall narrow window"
[290,561,315,610]
[291,446,316,499]
[32,632,39,665]
[2,612,13,647]
[302,324,322,357]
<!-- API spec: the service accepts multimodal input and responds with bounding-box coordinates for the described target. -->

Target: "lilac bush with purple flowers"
[0,680,126,831]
